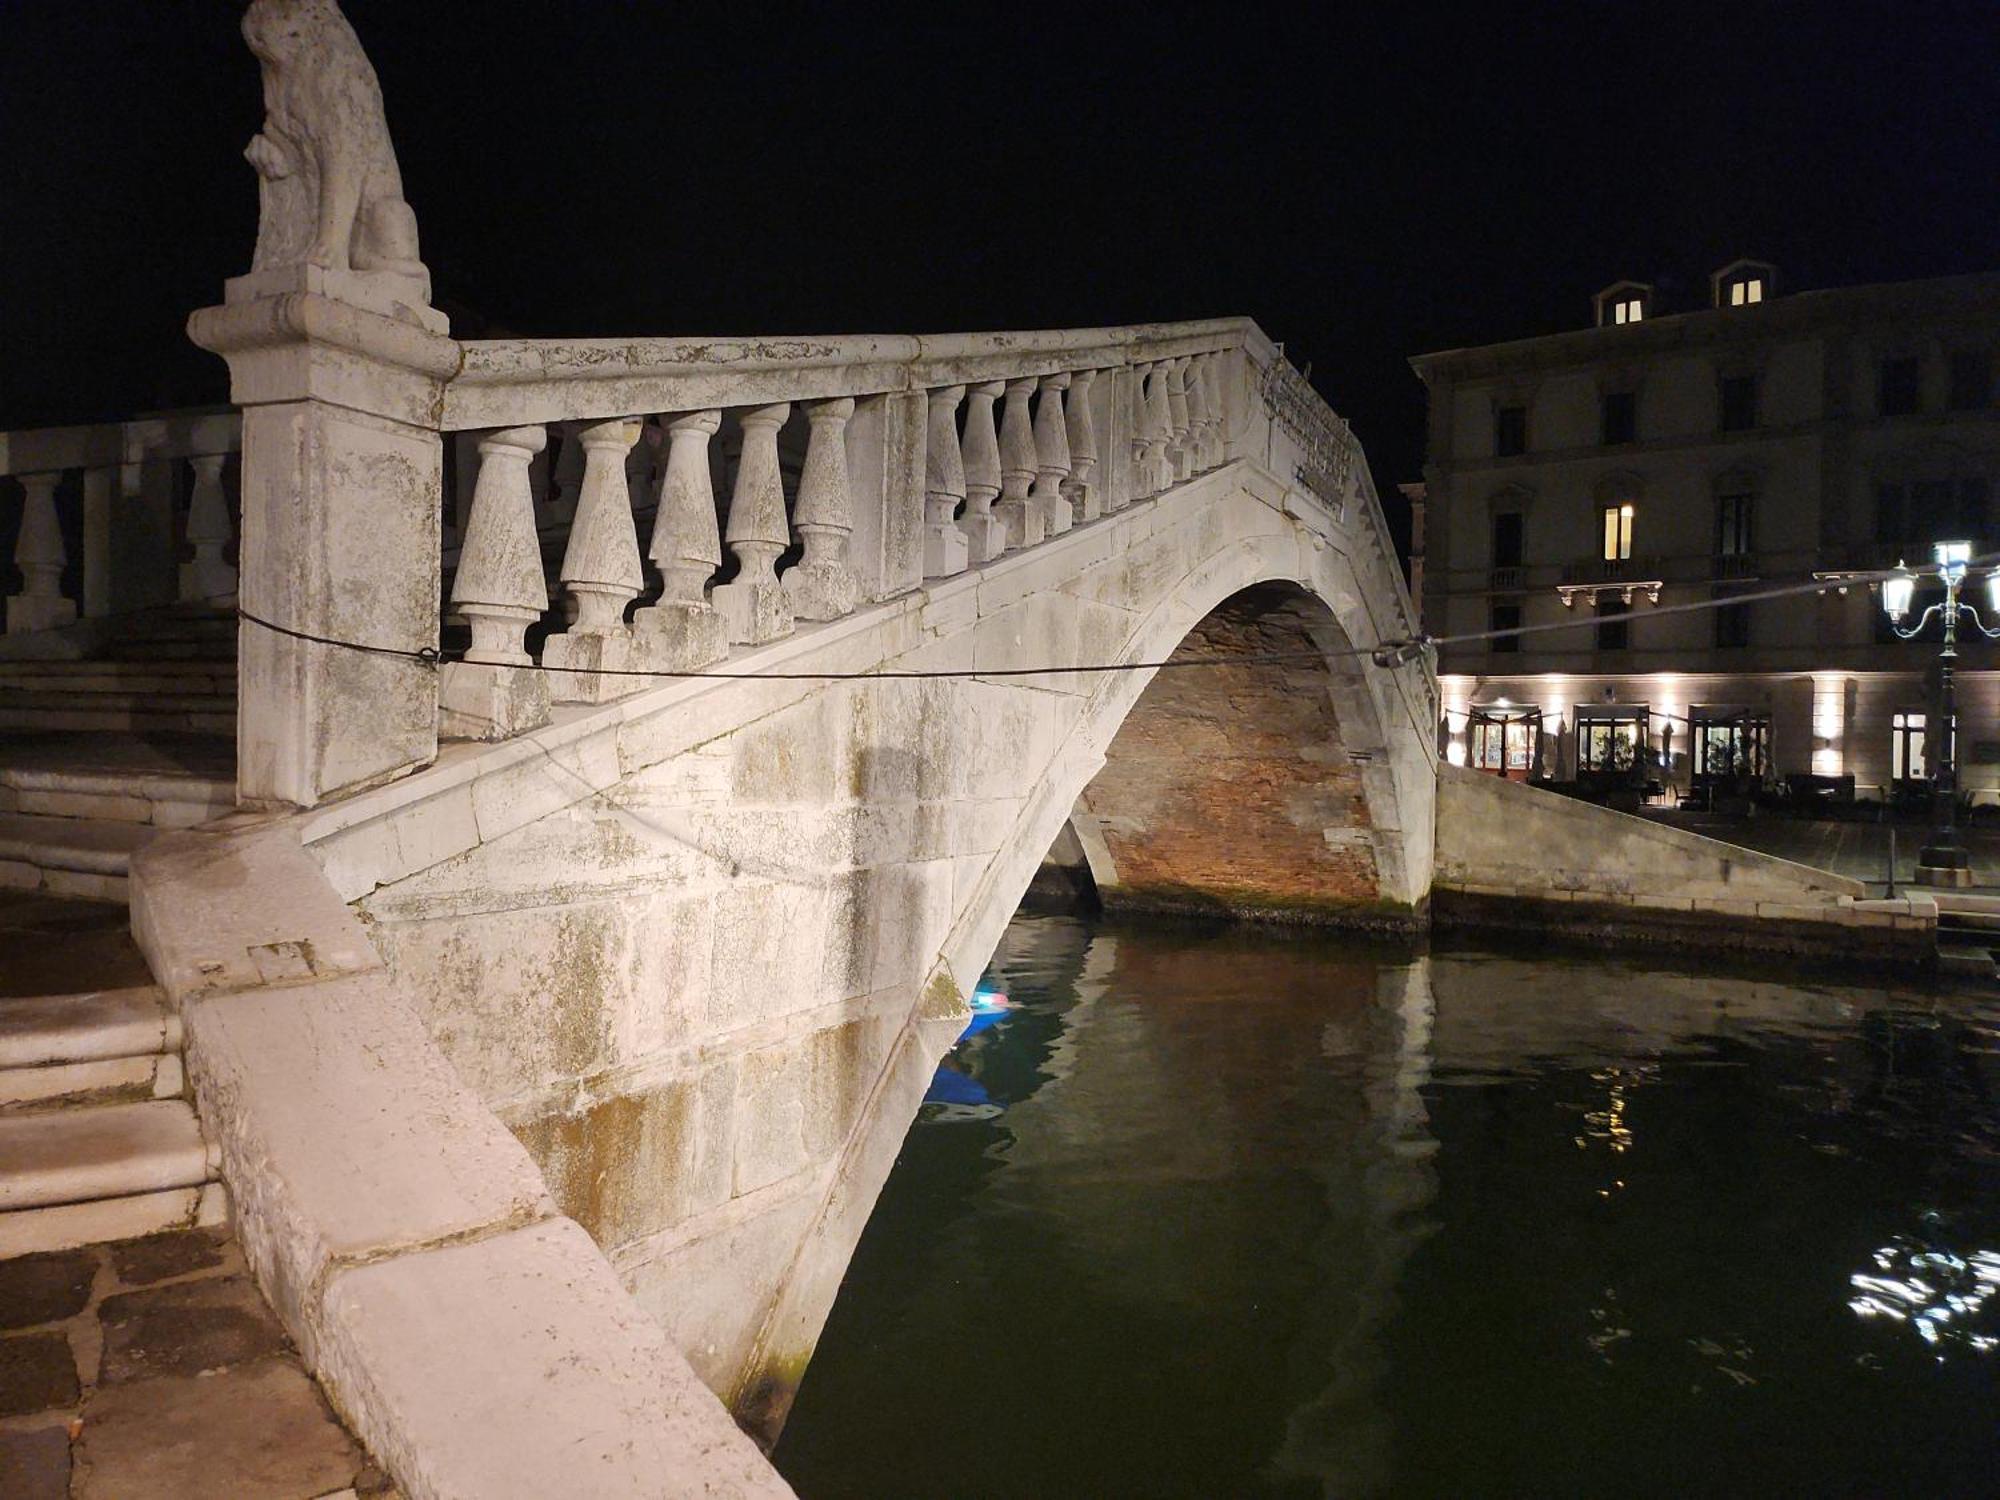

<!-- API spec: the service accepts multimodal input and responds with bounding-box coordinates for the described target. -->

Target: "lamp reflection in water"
[1849,1218,2000,1356]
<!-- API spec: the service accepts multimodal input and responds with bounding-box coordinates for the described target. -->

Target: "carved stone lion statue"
[240,0,429,294]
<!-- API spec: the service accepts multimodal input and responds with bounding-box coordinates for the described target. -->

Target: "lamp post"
[1880,541,2000,887]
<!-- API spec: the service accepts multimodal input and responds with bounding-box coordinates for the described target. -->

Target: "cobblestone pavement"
[0,1228,392,1499]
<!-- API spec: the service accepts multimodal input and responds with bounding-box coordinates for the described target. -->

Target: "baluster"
[1031,373,1073,537]
[922,385,969,580]
[1127,364,1152,501]
[438,426,551,739]
[712,403,794,645]
[176,454,238,605]
[960,382,1006,563]
[1063,369,1100,522]
[1197,354,1225,466]
[1141,364,1174,497]
[632,410,729,669]
[1166,357,1193,480]
[1104,367,1136,513]
[1182,356,1213,472]
[6,473,74,633]
[997,377,1042,550]
[544,418,646,702]
[786,397,859,620]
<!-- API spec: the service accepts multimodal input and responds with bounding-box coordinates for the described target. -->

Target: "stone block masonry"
[1432,764,1928,964]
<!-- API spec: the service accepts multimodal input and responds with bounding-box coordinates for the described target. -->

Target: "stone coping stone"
[180,969,554,1361]
[318,1218,793,1500]
[131,824,382,1002]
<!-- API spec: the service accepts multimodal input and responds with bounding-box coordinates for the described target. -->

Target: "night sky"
[6,1,1999,544]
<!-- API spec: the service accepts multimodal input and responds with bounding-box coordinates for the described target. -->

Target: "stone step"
[0,701,236,736]
[0,983,177,1064]
[0,1098,217,1212]
[0,763,234,829]
[0,1051,180,1113]
[1936,943,1998,979]
[0,657,235,681]
[0,812,157,901]
[0,1181,227,1258]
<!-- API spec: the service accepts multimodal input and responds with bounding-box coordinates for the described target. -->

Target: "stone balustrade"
[0,412,240,639]
[11,317,1422,790]
[428,324,1321,745]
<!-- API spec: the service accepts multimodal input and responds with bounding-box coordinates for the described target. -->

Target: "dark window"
[1495,405,1527,457]
[1601,391,1637,444]
[1880,356,1921,416]
[1876,483,1906,544]
[1950,351,1991,411]
[1960,476,1990,535]
[1719,374,1757,432]
[1717,491,1754,555]
[1595,596,1629,652]
[1492,511,1524,568]
[1912,479,1955,538]
[1490,601,1521,653]
[1715,598,1752,648]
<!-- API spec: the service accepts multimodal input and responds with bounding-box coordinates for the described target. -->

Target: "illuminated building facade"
[1410,264,2000,802]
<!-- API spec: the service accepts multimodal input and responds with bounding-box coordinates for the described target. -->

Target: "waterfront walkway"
[1642,811,2000,895]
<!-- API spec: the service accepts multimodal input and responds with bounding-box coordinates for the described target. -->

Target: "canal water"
[773,914,2000,1498]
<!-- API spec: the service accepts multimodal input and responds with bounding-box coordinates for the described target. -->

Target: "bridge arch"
[317,462,1436,1444]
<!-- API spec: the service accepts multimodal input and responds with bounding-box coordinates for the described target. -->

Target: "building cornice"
[1409,271,2000,386]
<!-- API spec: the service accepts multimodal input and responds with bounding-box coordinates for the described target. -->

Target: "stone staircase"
[0,604,236,736]
[0,888,225,1256]
[0,608,236,1257]
[1934,891,2000,983]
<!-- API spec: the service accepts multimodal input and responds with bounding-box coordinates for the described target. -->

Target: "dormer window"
[1593,280,1654,328]
[1711,258,1778,309]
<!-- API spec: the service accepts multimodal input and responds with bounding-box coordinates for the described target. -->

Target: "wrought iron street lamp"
[1880,541,2000,886]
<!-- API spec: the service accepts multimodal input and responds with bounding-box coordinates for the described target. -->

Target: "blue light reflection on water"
[774,916,2000,1499]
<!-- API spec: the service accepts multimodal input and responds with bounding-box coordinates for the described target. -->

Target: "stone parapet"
[128,821,795,1500]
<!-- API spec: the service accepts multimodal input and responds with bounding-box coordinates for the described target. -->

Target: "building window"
[1950,350,1992,411]
[1727,277,1766,306]
[1576,707,1648,777]
[1595,596,1628,651]
[1879,356,1921,416]
[1492,511,1523,569]
[1892,711,1927,783]
[1875,482,1906,544]
[1719,374,1757,432]
[1495,404,1527,457]
[1469,706,1541,778]
[1489,601,1522,653]
[1601,502,1634,561]
[1691,710,1770,786]
[1715,597,1751,648]
[1716,491,1754,556]
[1601,390,1637,444]
[1612,296,1645,325]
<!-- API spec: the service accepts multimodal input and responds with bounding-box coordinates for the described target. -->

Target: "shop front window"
[1468,707,1543,781]
[1690,710,1770,789]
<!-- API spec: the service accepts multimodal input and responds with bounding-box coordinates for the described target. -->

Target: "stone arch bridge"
[267,319,1437,1430]
[7,310,1436,1490]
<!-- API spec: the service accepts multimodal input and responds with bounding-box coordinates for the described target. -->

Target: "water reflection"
[776,919,2000,1499]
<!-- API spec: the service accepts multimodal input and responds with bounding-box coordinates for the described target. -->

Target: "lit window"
[1892,712,1927,783]
[1613,297,1644,325]
[1729,278,1765,306]
[1602,503,1635,561]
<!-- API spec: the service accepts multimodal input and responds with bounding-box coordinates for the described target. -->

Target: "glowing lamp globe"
[1881,564,1916,623]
